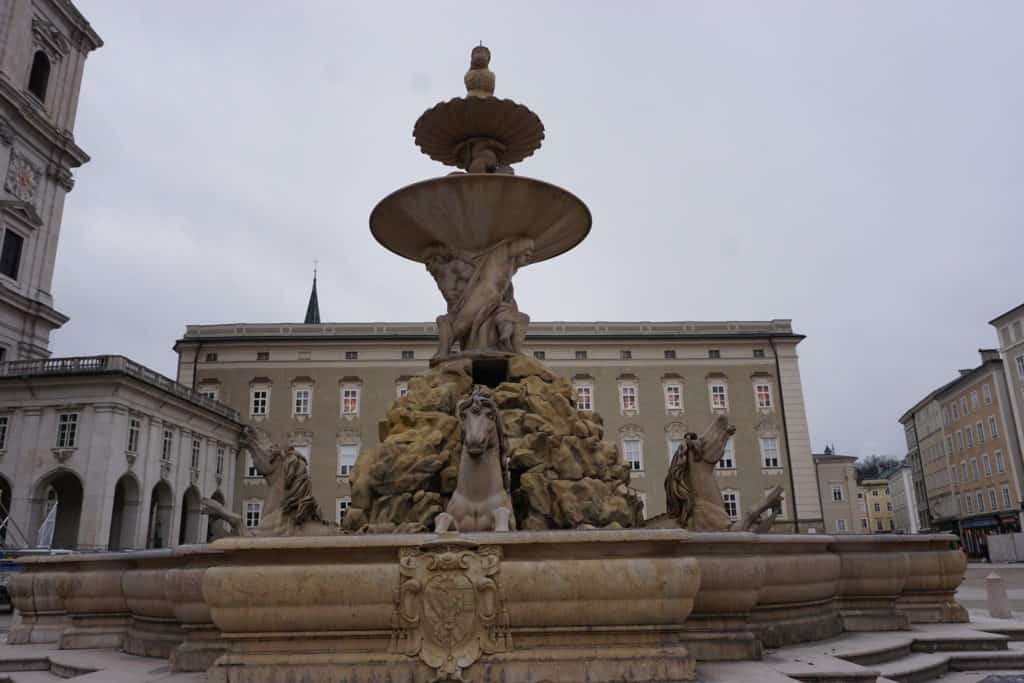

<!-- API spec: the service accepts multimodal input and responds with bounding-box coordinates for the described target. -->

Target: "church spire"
[304,262,321,324]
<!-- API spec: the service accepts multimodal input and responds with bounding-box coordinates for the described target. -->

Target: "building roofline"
[812,453,857,463]
[989,301,1024,326]
[933,357,1004,401]
[52,0,104,51]
[0,355,241,424]
[174,320,806,350]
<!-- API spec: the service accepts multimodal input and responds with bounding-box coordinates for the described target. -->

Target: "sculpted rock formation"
[343,354,642,533]
[656,415,785,532]
[435,386,515,532]
[202,426,342,537]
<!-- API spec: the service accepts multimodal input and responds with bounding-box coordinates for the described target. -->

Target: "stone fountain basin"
[369,173,592,263]
[7,530,965,681]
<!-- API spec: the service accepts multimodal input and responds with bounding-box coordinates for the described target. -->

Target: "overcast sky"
[56,1,1022,459]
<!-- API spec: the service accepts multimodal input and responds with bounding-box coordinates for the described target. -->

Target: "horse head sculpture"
[435,385,515,533]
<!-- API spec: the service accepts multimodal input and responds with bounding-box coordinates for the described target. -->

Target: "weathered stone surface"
[346,354,641,531]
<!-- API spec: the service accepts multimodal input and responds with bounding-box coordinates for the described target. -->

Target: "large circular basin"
[369,174,591,264]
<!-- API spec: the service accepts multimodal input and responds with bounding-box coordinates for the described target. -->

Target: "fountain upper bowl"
[369,174,591,264]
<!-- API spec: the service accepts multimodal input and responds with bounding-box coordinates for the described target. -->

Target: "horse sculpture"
[662,415,785,532]
[435,385,515,532]
[202,426,340,537]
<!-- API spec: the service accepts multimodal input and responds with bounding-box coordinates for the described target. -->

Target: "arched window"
[28,51,50,102]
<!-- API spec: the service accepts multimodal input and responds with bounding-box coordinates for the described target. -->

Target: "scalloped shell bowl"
[369,174,591,264]
[413,96,545,168]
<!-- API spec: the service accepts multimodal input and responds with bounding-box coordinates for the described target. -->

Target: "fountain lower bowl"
[369,173,592,263]
[8,530,966,682]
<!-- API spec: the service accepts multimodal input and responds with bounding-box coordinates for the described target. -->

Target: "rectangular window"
[533,351,545,360]
[664,383,682,411]
[708,349,721,359]
[56,413,78,449]
[1017,355,1024,380]
[982,384,992,405]
[831,484,845,502]
[835,518,847,532]
[622,438,643,472]
[951,402,959,420]
[126,419,141,452]
[753,348,766,358]
[216,447,225,475]
[755,383,772,410]
[995,450,1005,473]
[945,437,953,456]
[989,416,999,439]
[874,502,881,512]
[401,350,414,360]
[718,438,735,469]
[161,429,174,461]
[721,491,738,520]
[397,382,409,398]
[0,229,24,280]
[0,415,8,450]
[341,385,360,416]
[574,350,588,360]
[977,491,985,513]
[337,496,352,524]
[191,438,201,470]
[872,489,879,497]
[345,351,358,360]
[989,488,998,510]
[256,351,270,361]
[965,494,974,513]
[337,444,358,477]
[887,502,892,512]
[294,388,311,416]
[956,431,964,451]
[246,453,259,477]
[1003,485,1012,509]
[710,383,728,410]
[199,390,217,401]
[245,500,262,528]
[664,349,676,360]
[204,352,218,362]
[971,391,979,411]
[965,428,973,449]
[251,389,268,416]
[860,518,868,529]
[619,350,632,360]
[575,384,593,411]
[961,461,968,482]
[760,437,780,468]
[620,385,637,412]
[1015,321,1024,340]
[961,396,969,415]
[971,458,980,480]
[977,422,985,444]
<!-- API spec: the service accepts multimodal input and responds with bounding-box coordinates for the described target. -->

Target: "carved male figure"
[435,386,515,532]
[423,237,534,361]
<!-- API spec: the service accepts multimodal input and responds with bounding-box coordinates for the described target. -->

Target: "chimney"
[958,369,972,377]
[979,349,1000,363]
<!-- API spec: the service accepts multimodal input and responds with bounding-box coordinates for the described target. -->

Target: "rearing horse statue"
[435,385,515,532]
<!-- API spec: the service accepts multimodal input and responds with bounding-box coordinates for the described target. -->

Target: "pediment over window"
[0,200,43,228]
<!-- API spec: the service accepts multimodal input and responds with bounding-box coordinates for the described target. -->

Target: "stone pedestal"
[123,558,183,658]
[166,548,228,672]
[6,569,69,644]
[832,536,910,632]
[56,560,131,650]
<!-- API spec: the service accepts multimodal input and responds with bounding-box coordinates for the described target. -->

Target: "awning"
[960,516,999,529]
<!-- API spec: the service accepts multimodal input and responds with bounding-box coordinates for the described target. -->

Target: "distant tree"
[854,455,902,484]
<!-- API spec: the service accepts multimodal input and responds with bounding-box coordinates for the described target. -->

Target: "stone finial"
[464,45,495,98]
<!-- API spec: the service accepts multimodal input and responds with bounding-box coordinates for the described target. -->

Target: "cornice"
[48,0,104,51]
[0,77,90,167]
[0,286,69,327]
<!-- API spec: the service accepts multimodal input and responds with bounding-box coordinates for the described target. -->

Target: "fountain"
[4,46,967,683]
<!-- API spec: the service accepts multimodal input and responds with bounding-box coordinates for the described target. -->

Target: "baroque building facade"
[173,318,823,531]
[0,0,102,360]
[0,356,241,550]
[812,450,867,534]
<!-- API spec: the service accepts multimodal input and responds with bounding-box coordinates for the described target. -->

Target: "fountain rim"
[369,173,592,265]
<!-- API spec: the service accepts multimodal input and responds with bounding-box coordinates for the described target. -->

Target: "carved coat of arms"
[390,543,511,681]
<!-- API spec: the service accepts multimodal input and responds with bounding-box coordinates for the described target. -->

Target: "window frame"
[664,382,683,412]
[721,489,739,520]
[340,383,361,416]
[574,381,593,411]
[759,436,780,469]
[622,437,643,472]
[718,437,736,470]
[619,382,638,414]
[56,412,79,449]
[754,381,773,410]
[337,442,359,478]
[244,499,263,529]
[161,428,174,462]
[989,416,999,440]
[293,386,312,417]
[709,382,729,411]
[250,386,270,417]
